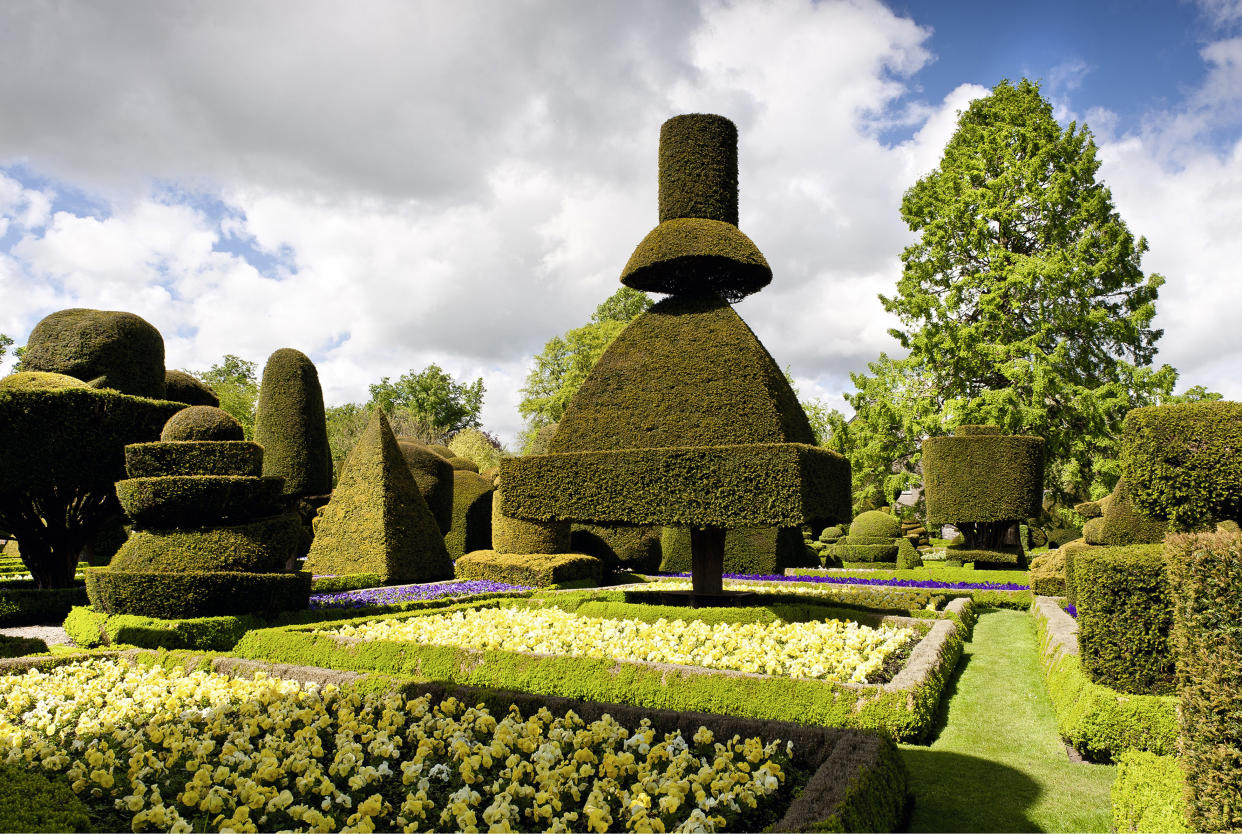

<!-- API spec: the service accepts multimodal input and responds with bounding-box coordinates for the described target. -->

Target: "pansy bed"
[0,653,908,833]
[231,590,968,741]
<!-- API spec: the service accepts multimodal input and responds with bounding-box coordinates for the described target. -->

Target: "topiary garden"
[0,114,1238,834]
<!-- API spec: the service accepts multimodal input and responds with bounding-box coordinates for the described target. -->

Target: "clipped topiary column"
[254,348,334,498]
[87,406,310,618]
[305,409,453,583]
[923,424,1044,566]
[500,114,851,603]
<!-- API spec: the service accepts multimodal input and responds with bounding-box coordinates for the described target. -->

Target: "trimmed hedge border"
[455,550,602,587]
[0,583,88,626]
[1032,595,1176,762]
[1111,751,1189,833]
[0,761,92,833]
[115,475,284,528]
[230,593,968,742]
[85,567,311,619]
[123,441,263,478]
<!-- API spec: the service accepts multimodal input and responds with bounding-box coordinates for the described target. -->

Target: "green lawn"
[900,609,1116,832]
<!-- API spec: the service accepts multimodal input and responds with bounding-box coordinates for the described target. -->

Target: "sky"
[1,0,1240,448]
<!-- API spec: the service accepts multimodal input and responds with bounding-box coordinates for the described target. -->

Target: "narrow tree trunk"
[690,526,725,597]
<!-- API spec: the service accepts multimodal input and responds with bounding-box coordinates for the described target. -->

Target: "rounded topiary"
[164,369,219,407]
[115,475,284,528]
[428,444,455,460]
[0,371,89,391]
[161,406,244,441]
[22,308,166,398]
[395,438,454,534]
[110,513,301,573]
[125,441,263,478]
[253,348,333,497]
[849,510,901,540]
[445,455,479,472]
[444,470,494,561]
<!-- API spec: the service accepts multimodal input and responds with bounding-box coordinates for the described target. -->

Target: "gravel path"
[0,624,73,645]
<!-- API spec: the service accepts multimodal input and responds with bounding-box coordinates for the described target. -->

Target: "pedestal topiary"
[500,114,851,601]
[87,407,309,618]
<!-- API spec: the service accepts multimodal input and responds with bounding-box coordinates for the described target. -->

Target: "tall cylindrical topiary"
[253,348,333,498]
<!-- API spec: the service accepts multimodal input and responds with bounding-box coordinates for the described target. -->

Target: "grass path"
[899,609,1115,832]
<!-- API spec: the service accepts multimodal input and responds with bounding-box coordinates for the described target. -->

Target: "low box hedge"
[454,550,602,587]
[1032,596,1176,762]
[85,567,311,619]
[230,593,966,743]
[1111,751,1189,833]
[0,582,88,626]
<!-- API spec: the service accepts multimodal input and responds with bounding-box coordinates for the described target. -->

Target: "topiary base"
[455,550,602,587]
[109,513,302,574]
[85,567,310,619]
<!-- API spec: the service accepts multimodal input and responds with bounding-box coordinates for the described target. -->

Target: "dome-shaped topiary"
[849,510,901,540]
[163,369,219,407]
[253,348,333,497]
[161,406,244,442]
[0,371,89,392]
[445,455,479,472]
[427,444,455,460]
[22,308,166,398]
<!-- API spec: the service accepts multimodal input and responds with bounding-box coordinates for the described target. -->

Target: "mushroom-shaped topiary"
[161,406,244,442]
[0,371,90,392]
[22,308,166,398]
[849,510,901,540]
[253,348,333,498]
[163,370,219,407]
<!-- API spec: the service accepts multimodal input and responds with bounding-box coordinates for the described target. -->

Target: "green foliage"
[1122,401,1242,530]
[923,431,1045,526]
[305,409,453,584]
[0,582,88,626]
[550,294,814,452]
[1112,751,1189,833]
[841,79,1198,511]
[1075,544,1173,695]
[656,113,738,225]
[500,443,851,528]
[194,355,259,440]
[160,405,244,441]
[63,605,268,651]
[115,475,284,528]
[443,470,494,562]
[394,439,454,535]
[1095,478,1168,545]
[850,510,901,539]
[109,513,301,573]
[492,489,569,554]
[0,386,181,588]
[455,550,602,587]
[0,633,48,656]
[0,371,89,391]
[0,761,91,832]
[85,567,311,619]
[325,403,447,486]
[0,333,10,364]
[569,524,662,574]
[124,441,263,478]
[658,526,814,574]
[1165,531,1242,832]
[896,537,923,569]
[368,363,483,433]
[23,308,166,398]
[1028,549,1067,596]
[447,427,507,471]
[163,369,219,406]
[518,288,652,438]
[942,545,1025,567]
[1034,600,1178,762]
[254,348,334,497]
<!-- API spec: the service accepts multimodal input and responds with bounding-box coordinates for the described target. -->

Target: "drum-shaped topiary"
[22,308,166,398]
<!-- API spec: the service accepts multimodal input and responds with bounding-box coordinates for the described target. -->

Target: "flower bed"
[328,606,915,683]
[0,658,823,833]
[310,580,532,610]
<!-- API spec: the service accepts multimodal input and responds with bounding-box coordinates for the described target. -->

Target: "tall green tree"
[195,355,259,439]
[368,364,483,433]
[0,334,11,364]
[844,78,1207,510]
[517,287,652,448]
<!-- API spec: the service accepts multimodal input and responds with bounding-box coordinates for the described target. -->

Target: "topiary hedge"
[160,405,243,441]
[0,761,91,832]
[115,475,284,528]
[0,371,88,391]
[943,544,1024,567]
[1028,549,1067,596]
[444,470,494,562]
[1122,401,1242,530]
[1096,479,1168,546]
[163,369,219,407]
[500,442,850,529]
[305,410,453,584]
[1074,544,1173,695]
[1111,751,1189,833]
[253,348,334,497]
[395,438,454,535]
[124,440,263,478]
[923,431,1044,526]
[455,550,602,587]
[491,488,570,555]
[86,567,311,619]
[849,510,901,539]
[570,524,662,574]
[1165,531,1242,832]
[659,526,813,574]
[22,307,166,398]
[109,513,302,573]
[826,538,899,564]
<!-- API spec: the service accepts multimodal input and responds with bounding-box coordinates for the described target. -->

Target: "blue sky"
[0,0,1239,447]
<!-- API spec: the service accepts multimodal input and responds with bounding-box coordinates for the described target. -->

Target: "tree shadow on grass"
[900,749,1044,833]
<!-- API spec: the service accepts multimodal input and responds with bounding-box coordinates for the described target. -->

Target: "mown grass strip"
[901,609,1115,832]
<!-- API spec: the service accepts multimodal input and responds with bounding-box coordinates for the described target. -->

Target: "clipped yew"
[253,348,333,498]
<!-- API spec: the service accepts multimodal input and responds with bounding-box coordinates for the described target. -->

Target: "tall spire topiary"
[500,114,850,600]
[305,409,453,583]
[253,348,333,498]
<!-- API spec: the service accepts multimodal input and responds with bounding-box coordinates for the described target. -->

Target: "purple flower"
[1065,603,1078,618]
[309,580,531,610]
[654,572,1030,592]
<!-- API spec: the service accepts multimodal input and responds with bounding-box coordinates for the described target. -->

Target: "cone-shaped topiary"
[444,470,494,562]
[395,438,454,535]
[22,308,166,398]
[161,406,244,442]
[253,348,333,498]
[163,369,219,407]
[305,409,452,583]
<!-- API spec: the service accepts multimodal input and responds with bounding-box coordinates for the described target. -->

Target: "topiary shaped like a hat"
[620,114,771,302]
